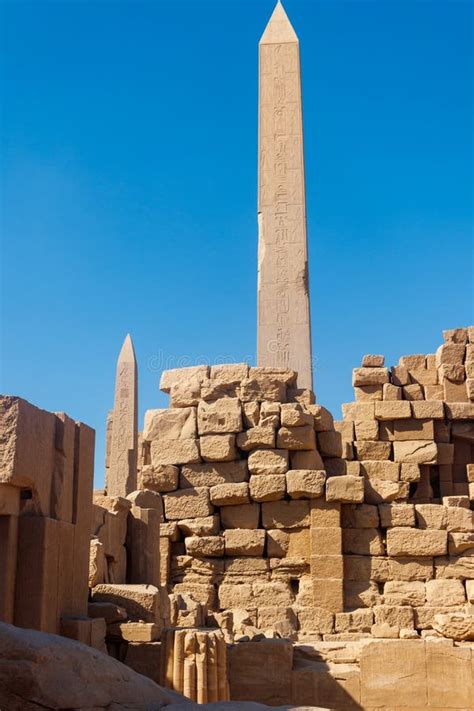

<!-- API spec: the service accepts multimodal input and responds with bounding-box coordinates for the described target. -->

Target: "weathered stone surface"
[240,377,286,403]
[326,475,364,503]
[237,427,275,451]
[277,425,316,450]
[425,579,465,606]
[160,365,209,393]
[180,461,248,489]
[426,641,473,708]
[150,438,200,466]
[353,367,389,386]
[197,398,242,435]
[210,482,250,506]
[177,515,219,537]
[374,401,411,420]
[200,434,237,462]
[163,487,213,520]
[143,407,196,442]
[286,469,325,499]
[432,612,474,641]
[0,621,181,709]
[91,584,160,623]
[364,479,409,505]
[341,503,379,528]
[343,529,384,556]
[248,449,289,476]
[290,449,324,471]
[280,403,313,427]
[386,528,447,556]
[379,503,415,527]
[384,581,425,606]
[373,605,414,629]
[220,503,260,529]
[185,536,224,558]
[262,500,310,529]
[224,529,266,556]
[249,474,286,502]
[355,441,391,460]
[360,640,427,707]
[228,638,293,705]
[393,440,438,463]
[360,461,400,481]
[140,464,179,492]
[415,503,447,530]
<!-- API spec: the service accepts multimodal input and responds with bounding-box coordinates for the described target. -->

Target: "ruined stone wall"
[0,396,95,636]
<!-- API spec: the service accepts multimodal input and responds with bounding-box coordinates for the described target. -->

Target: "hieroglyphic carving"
[257,3,313,389]
[107,334,138,497]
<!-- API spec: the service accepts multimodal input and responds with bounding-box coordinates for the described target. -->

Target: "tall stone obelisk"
[107,334,138,497]
[257,1,313,390]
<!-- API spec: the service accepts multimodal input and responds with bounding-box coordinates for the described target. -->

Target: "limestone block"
[335,608,373,632]
[374,605,414,629]
[160,366,209,393]
[424,384,444,400]
[360,640,427,707]
[389,557,434,581]
[362,355,385,367]
[364,479,409,505]
[92,584,160,623]
[110,622,161,642]
[143,407,197,442]
[432,612,474,641]
[384,581,425,606]
[140,464,178,492]
[325,475,363,504]
[200,379,239,401]
[343,555,390,582]
[341,503,379,528]
[224,529,265,556]
[248,449,289,476]
[436,343,465,366]
[360,461,400,481]
[353,367,389,386]
[316,431,342,458]
[443,495,470,509]
[355,441,391,460]
[310,498,340,527]
[88,539,105,588]
[252,580,294,608]
[249,474,286,502]
[169,377,203,407]
[393,440,437,463]
[403,384,424,400]
[0,515,18,623]
[379,503,415,527]
[150,438,200,466]
[342,402,375,421]
[400,463,421,482]
[386,528,447,556]
[415,504,447,530]
[311,527,342,555]
[236,426,275,451]
[346,461,361,476]
[0,485,20,516]
[344,581,382,609]
[257,606,297,637]
[266,530,289,558]
[343,529,384,556]
[172,582,216,609]
[324,458,347,477]
[313,578,344,613]
[444,328,469,344]
[177,515,219,537]
[374,401,411,420]
[445,402,474,418]
[426,641,473,708]
[445,506,474,532]
[393,419,435,441]
[239,377,286,403]
[400,354,426,369]
[425,579,465,607]
[249,367,297,386]
[409,366,438,386]
[286,469,325,499]
[227,639,293,704]
[185,536,224,558]
[197,399,242,435]
[383,383,402,400]
[127,488,163,512]
[180,461,248,489]
[435,555,474,579]
[163,487,212,520]
[209,482,249,506]
[277,425,316,450]
[411,401,444,419]
[311,554,343,578]
[297,606,334,634]
[242,402,260,428]
[220,503,260,529]
[439,362,466,382]
[200,435,236,462]
[354,420,378,441]
[210,362,248,381]
[448,531,474,554]
[262,500,310,529]
[391,365,410,386]
[280,403,313,427]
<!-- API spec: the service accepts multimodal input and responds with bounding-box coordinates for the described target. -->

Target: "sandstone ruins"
[0,3,472,711]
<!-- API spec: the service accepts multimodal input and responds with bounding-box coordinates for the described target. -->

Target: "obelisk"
[107,334,138,497]
[257,1,313,390]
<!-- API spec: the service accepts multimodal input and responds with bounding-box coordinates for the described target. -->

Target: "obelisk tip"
[118,333,136,363]
[260,1,298,45]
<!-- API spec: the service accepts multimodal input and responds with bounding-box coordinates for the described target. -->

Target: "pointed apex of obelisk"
[260,1,298,45]
[118,333,136,363]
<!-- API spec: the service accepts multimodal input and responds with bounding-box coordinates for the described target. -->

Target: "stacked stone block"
[0,396,95,639]
[139,364,338,638]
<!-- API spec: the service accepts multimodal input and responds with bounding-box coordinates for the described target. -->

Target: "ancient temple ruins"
[0,3,473,711]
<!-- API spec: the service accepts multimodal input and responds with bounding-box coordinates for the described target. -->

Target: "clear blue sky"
[1,0,472,488]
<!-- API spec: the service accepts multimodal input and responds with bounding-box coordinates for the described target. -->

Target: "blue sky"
[1,0,472,488]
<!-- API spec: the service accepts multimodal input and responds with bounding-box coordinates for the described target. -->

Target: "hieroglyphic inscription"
[257,5,313,389]
[107,335,138,497]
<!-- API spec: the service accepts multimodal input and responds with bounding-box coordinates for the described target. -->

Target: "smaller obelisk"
[107,334,138,497]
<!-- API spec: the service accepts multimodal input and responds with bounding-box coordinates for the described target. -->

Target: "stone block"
[92,583,160,623]
[335,608,373,632]
[354,420,379,440]
[415,504,447,530]
[362,355,385,367]
[317,431,342,457]
[267,529,289,557]
[374,401,411,420]
[228,639,293,704]
[249,475,286,502]
[200,434,236,462]
[400,355,426,369]
[403,384,424,400]
[360,640,427,707]
[365,478,409,505]
[311,554,343,578]
[180,460,248,488]
[343,555,390,583]
[355,441,392,460]
[185,536,224,558]
[127,505,161,588]
[236,426,275,451]
[248,448,288,476]
[197,398,242,435]
[310,498,340,527]
[379,503,415,527]
[383,383,402,400]
[411,401,445,419]
[342,402,375,421]
[277,425,316,450]
[343,529,384,556]
[341,503,379,528]
[0,485,20,516]
[393,440,437,463]
[426,642,472,708]
[142,407,196,441]
[374,605,414,629]
[140,464,178,492]
[279,403,313,427]
[393,419,435,441]
[0,514,18,623]
[286,469,325,499]
[326,475,364,503]
[224,529,266,556]
[311,527,342,555]
[262,500,310,529]
[240,376,286,403]
[150,438,200,466]
[159,366,209,393]
[446,506,473,532]
[290,449,324,470]
[220,503,260,529]
[353,367,389,386]
[425,579,466,607]
[400,463,421,482]
[435,555,474,580]
[354,385,383,401]
[386,528,447,556]
[384,581,425,606]
[209,482,249,506]
[436,343,465,365]
[344,580,382,609]
[391,365,410,386]
[448,531,474,555]
[360,460,400,481]
[177,515,219,537]
[313,578,344,613]
[210,362,248,381]
[163,487,212,520]
[389,557,434,581]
